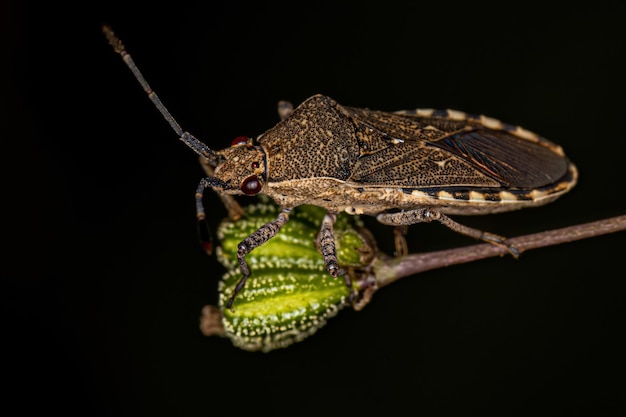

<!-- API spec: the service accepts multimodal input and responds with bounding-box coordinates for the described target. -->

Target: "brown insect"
[103,25,577,310]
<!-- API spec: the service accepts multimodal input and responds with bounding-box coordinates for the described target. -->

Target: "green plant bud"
[214,201,376,352]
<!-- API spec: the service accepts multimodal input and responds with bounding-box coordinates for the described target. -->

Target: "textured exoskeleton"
[104,26,577,310]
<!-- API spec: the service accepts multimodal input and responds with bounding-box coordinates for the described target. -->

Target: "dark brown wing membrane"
[342,103,568,189]
[429,129,569,188]
[344,107,500,187]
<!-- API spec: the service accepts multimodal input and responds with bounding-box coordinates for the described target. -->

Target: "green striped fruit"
[215,200,376,352]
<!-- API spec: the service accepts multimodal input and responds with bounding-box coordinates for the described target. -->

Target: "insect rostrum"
[103,25,578,311]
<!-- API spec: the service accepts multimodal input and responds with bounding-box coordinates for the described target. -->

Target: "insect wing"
[344,107,569,190]
[348,136,500,188]
[430,128,569,188]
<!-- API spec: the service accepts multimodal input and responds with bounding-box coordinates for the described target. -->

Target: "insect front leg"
[227,207,293,310]
[195,176,232,255]
[377,209,520,258]
[198,156,244,221]
[317,212,355,300]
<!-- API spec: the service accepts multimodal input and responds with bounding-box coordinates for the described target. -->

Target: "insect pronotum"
[103,26,578,310]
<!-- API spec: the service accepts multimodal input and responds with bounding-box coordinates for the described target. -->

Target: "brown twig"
[371,214,626,288]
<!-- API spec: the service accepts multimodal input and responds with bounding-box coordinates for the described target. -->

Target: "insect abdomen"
[397,162,578,215]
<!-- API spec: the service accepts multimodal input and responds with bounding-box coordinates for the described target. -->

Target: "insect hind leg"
[277,100,294,120]
[377,209,519,258]
[393,225,409,257]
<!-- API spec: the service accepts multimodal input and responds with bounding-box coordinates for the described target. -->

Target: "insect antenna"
[102,24,220,165]
[103,24,230,255]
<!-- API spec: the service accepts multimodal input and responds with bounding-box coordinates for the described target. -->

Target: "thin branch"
[371,214,626,288]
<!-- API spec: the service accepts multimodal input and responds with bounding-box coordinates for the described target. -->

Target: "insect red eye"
[231,136,248,147]
[251,162,259,169]
[241,176,262,195]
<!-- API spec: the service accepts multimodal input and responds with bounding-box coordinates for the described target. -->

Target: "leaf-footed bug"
[103,25,578,311]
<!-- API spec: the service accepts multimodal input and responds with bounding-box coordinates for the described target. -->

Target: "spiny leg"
[227,208,293,310]
[195,177,231,256]
[377,208,519,258]
[317,212,355,301]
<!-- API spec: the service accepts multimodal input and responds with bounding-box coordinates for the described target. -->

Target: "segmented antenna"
[103,24,232,256]
[102,24,218,164]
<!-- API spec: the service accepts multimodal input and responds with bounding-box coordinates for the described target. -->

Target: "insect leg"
[377,209,519,258]
[393,225,409,256]
[226,208,293,310]
[198,157,245,221]
[277,100,294,120]
[317,213,355,300]
[194,176,231,255]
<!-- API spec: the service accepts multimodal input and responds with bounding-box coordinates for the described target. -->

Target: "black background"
[3,1,626,416]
